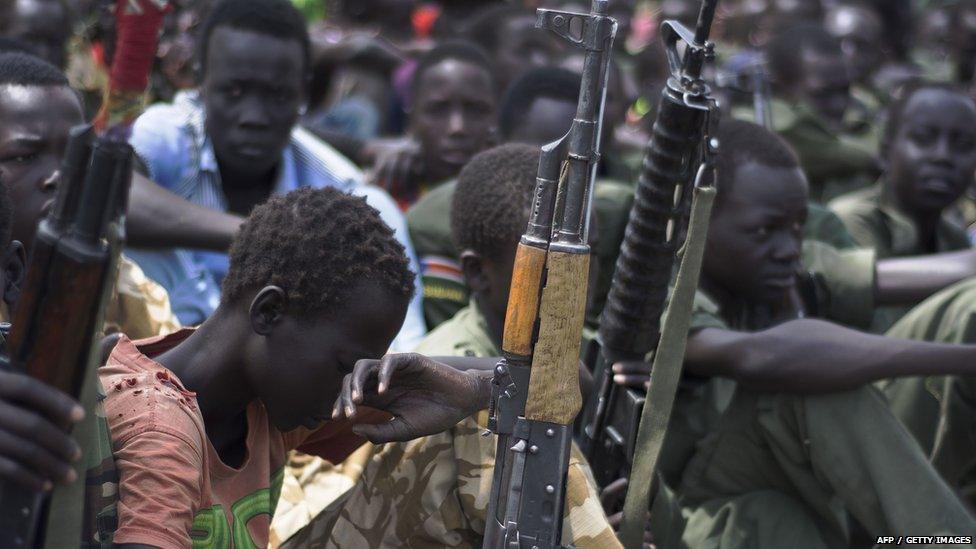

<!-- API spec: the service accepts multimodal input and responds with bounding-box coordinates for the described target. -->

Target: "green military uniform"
[830,184,972,332]
[805,202,858,250]
[660,289,976,548]
[830,184,972,259]
[407,180,466,330]
[802,240,877,330]
[407,179,635,331]
[283,302,621,548]
[733,98,880,204]
[881,278,976,504]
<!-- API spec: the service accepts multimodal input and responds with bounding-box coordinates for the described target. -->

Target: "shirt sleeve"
[112,427,205,548]
[803,241,876,329]
[284,407,391,464]
[129,105,187,190]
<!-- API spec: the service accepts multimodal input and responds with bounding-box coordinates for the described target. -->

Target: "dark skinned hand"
[601,477,658,549]
[332,353,490,443]
[0,370,84,491]
[612,360,652,390]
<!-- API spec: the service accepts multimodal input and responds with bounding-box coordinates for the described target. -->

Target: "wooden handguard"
[525,250,589,424]
[502,243,548,357]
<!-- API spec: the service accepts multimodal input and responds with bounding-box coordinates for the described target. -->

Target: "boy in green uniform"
[408,66,634,330]
[831,82,976,332]
[287,144,619,548]
[830,83,976,258]
[614,121,976,548]
[761,22,880,203]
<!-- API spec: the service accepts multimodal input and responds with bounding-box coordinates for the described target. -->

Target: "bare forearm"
[687,319,976,393]
[125,172,243,250]
[876,249,976,306]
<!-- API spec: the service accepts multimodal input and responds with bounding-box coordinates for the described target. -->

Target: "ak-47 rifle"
[0,0,163,544]
[581,0,719,495]
[0,128,134,548]
[483,2,616,548]
[715,55,773,128]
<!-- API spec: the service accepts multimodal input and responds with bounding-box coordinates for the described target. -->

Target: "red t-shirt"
[100,329,383,548]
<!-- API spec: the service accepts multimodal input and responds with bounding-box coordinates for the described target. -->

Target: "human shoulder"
[828,185,881,216]
[805,202,858,250]
[690,289,730,333]
[407,180,457,252]
[887,278,976,344]
[291,125,363,184]
[129,101,194,184]
[99,334,206,453]
[828,186,890,250]
[413,304,495,357]
[106,255,182,339]
[408,179,457,221]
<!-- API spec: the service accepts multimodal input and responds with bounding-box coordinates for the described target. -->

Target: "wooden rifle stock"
[0,130,134,548]
[483,2,616,548]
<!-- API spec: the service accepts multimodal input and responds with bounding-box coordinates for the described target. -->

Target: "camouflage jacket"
[283,302,621,548]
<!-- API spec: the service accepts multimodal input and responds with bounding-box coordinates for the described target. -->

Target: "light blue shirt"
[127,91,426,351]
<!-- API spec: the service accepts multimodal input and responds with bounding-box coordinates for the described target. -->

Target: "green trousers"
[881,375,976,503]
[676,386,974,548]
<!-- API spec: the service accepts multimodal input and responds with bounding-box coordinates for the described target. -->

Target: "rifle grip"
[502,243,547,357]
[525,251,588,424]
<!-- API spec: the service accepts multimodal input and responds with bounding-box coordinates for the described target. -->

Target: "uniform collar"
[872,183,969,255]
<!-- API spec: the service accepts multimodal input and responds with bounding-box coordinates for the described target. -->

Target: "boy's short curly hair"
[451,143,540,260]
[222,187,415,316]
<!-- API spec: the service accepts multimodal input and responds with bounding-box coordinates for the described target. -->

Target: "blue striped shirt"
[127,91,426,350]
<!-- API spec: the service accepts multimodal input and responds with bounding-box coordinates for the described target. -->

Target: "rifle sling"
[618,185,716,548]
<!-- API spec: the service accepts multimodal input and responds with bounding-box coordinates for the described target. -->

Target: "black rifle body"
[0,131,133,548]
[581,0,718,490]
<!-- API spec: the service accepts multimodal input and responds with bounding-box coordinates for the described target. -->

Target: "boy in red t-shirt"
[100,187,416,547]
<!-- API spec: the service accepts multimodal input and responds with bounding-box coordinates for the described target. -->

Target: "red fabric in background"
[109,0,169,92]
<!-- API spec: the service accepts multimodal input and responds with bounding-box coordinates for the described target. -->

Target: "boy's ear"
[249,286,288,335]
[460,250,489,294]
[3,241,25,308]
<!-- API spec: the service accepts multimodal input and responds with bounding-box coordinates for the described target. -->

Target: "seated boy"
[100,187,417,547]
[286,144,619,548]
[831,82,976,331]
[338,123,976,549]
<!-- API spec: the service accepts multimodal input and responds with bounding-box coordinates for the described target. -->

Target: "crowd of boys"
[1,0,976,547]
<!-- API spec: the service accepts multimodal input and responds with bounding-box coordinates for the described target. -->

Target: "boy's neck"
[698,276,747,327]
[154,307,255,463]
[475,294,504,351]
[881,181,942,251]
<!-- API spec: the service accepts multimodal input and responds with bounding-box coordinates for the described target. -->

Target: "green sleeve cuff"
[804,241,876,328]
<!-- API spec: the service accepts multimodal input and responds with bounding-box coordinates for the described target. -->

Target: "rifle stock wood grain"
[502,243,547,357]
[525,251,588,424]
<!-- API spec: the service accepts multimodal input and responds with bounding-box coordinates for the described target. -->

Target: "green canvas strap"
[618,184,716,548]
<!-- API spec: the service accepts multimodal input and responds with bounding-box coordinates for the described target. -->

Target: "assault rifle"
[581,0,719,495]
[715,55,773,128]
[0,127,134,548]
[482,2,616,548]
